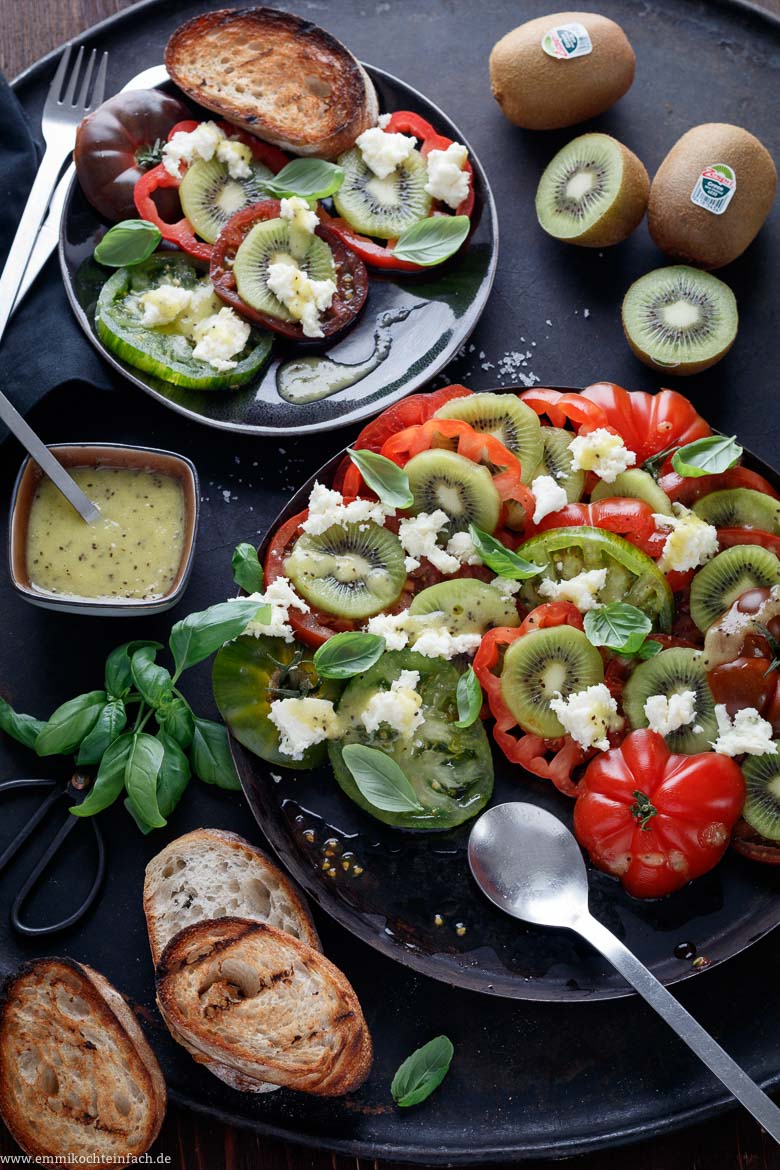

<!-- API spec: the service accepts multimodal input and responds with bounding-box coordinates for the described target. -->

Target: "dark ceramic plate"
[59,67,497,437]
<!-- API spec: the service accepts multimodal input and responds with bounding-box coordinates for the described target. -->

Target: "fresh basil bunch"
[0,599,265,833]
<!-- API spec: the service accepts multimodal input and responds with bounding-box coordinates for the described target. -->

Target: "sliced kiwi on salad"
[590,468,674,515]
[692,488,780,535]
[500,625,604,738]
[406,448,501,535]
[622,647,717,754]
[179,156,274,244]
[284,520,406,620]
[742,752,780,842]
[333,147,432,239]
[233,218,336,319]
[433,393,544,486]
[689,545,780,632]
[408,579,520,633]
[529,427,585,503]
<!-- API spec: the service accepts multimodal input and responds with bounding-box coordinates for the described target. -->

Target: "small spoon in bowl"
[468,802,780,1142]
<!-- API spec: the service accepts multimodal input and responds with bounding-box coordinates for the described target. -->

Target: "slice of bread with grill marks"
[0,958,165,1163]
[164,7,379,160]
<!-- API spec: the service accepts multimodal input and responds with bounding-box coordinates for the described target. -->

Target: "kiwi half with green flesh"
[406,448,501,536]
[622,265,738,376]
[530,427,585,503]
[284,521,406,620]
[536,133,649,247]
[179,157,274,244]
[232,218,336,319]
[622,647,717,753]
[693,488,780,535]
[689,545,780,632]
[408,579,520,633]
[590,468,674,515]
[743,752,780,842]
[433,393,544,486]
[500,625,604,738]
[333,147,432,239]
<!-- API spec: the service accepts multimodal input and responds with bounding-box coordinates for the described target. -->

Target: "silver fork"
[0,45,108,523]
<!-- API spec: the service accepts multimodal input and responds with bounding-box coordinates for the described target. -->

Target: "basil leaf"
[671,434,743,478]
[454,667,482,729]
[124,732,166,829]
[469,524,543,580]
[232,542,264,594]
[584,603,652,655]
[156,696,195,749]
[0,696,45,750]
[262,158,344,199]
[94,219,161,267]
[190,717,241,790]
[392,215,470,267]
[346,448,413,509]
[76,699,127,766]
[155,732,191,818]
[169,600,270,676]
[131,645,173,709]
[35,691,107,757]
[341,744,423,812]
[314,632,386,679]
[391,1036,454,1108]
[105,640,163,699]
[637,638,664,661]
[71,733,134,818]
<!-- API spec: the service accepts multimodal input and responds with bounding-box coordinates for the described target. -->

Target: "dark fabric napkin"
[0,75,114,442]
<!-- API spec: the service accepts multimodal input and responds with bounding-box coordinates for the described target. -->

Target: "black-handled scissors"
[0,772,106,936]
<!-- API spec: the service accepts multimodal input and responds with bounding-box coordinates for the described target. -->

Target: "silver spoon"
[468,802,780,1142]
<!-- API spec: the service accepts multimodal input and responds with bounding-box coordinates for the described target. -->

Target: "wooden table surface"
[2,1,780,1168]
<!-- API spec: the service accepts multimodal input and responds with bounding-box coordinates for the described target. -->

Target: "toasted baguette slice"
[165,7,379,160]
[157,918,372,1096]
[0,958,165,1163]
[144,828,320,966]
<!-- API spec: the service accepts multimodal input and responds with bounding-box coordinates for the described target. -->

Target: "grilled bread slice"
[0,958,165,1163]
[156,917,372,1096]
[164,8,379,160]
[144,828,320,966]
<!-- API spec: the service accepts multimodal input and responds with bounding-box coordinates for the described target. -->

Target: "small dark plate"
[59,66,497,437]
[234,385,780,1004]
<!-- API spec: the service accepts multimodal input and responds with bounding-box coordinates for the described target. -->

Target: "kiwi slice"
[689,545,780,632]
[743,752,780,842]
[622,647,717,753]
[530,427,585,503]
[284,521,406,620]
[409,578,520,633]
[433,393,544,486]
[535,133,649,247]
[500,625,604,738]
[333,147,432,239]
[179,157,274,244]
[406,449,501,536]
[590,468,674,515]
[233,218,336,319]
[693,489,780,536]
[622,265,738,376]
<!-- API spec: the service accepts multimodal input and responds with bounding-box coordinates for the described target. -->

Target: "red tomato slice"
[658,465,780,506]
[519,388,608,430]
[717,528,780,557]
[527,499,663,557]
[580,383,711,463]
[731,820,780,865]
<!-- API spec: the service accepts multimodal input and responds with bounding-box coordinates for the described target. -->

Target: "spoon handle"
[577,912,780,1141]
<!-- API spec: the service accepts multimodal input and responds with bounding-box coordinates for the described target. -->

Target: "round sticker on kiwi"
[541,22,593,59]
[690,164,736,215]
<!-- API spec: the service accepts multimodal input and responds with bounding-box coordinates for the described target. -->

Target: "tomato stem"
[630,789,658,831]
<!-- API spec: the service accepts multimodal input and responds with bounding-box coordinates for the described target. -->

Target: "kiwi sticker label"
[690,164,736,215]
[541,23,593,59]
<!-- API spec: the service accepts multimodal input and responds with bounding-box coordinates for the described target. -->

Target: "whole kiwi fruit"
[648,123,777,269]
[489,11,635,131]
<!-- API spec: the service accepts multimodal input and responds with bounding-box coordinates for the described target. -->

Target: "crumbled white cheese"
[355,126,416,179]
[162,121,253,180]
[712,705,777,757]
[268,696,340,760]
[549,684,623,751]
[266,259,336,338]
[216,137,252,179]
[190,307,251,371]
[280,195,318,235]
[644,691,698,737]
[411,628,483,660]
[652,504,719,573]
[424,142,470,209]
[538,568,607,612]
[363,611,478,658]
[361,670,424,737]
[365,611,413,650]
[138,284,192,327]
[445,530,481,565]
[176,282,223,333]
[398,510,460,574]
[238,578,310,643]
[377,113,392,129]
[301,481,392,535]
[490,577,522,599]
[531,474,568,524]
[569,428,636,483]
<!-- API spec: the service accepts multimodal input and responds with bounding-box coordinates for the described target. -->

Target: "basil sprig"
[469,524,543,580]
[391,1036,454,1108]
[0,696,44,751]
[584,603,654,656]
[313,632,386,679]
[94,219,162,267]
[392,215,470,267]
[232,542,264,594]
[671,434,743,478]
[347,448,413,509]
[454,667,482,729]
[261,158,344,200]
[342,744,423,812]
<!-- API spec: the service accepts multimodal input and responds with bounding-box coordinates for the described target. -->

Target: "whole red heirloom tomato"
[573,729,745,898]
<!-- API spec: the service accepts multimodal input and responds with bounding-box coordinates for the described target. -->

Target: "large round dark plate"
[59,69,497,437]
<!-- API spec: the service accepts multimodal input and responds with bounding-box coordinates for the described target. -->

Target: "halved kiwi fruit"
[535,133,649,247]
[622,265,738,376]
[743,752,780,842]
[500,625,604,738]
[689,545,780,632]
[233,218,336,319]
[693,488,780,535]
[590,468,674,515]
[433,393,544,486]
[622,647,717,753]
[179,157,274,244]
[333,147,432,239]
[284,521,406,619]
[409,578,520,633]
[530,427,585,503]
[406,449,501,535]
